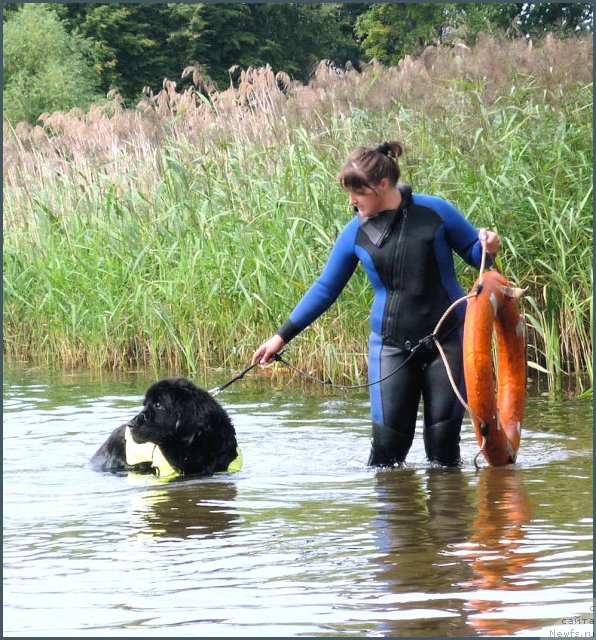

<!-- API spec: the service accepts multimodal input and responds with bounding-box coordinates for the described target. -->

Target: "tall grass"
[3,35,592,394]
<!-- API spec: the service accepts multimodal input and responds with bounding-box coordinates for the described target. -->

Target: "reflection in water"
[456,466,535,636]
[372,467,476,636]
[128,479,239,541]
[371,466,536,637]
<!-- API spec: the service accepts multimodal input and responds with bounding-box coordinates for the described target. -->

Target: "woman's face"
[347,186,385,218]
[347,178,398,218]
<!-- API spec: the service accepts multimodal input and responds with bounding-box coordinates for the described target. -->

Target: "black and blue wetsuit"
[277,186,486,466]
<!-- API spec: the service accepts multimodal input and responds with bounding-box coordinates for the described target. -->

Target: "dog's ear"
[173,407,204,448]
[174,416,198,434]
[181,432,197,447]
[174,400,209,435]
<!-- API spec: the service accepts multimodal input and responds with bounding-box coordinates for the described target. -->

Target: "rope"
[431,238,490,466]
[473,436,487,469]
[478,237,488,286]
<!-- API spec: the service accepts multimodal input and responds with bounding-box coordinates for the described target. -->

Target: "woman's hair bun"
[338,140,404,189]
[376,141,403,159]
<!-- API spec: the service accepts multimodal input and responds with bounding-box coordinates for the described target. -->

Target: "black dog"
[90,378,240,478]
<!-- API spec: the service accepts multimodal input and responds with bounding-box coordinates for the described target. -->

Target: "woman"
[252,141,500,466]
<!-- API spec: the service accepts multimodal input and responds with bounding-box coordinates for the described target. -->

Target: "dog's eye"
[154,401,164,411]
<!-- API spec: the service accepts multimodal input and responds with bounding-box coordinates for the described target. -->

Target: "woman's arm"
[252,217,360,364]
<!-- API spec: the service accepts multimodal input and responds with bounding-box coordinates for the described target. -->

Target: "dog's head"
[128,378,221,446]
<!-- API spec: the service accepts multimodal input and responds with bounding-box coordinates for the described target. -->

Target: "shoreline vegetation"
[3,35,593,396]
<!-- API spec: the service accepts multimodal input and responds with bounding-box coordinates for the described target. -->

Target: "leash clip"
[418,334,436,350]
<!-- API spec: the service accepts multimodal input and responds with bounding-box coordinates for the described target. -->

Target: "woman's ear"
[378,177,390,192]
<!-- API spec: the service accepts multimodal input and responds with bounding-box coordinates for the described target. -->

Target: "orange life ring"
[463,270,526,466]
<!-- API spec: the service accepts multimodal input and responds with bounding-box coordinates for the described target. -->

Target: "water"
[3,368,593,637]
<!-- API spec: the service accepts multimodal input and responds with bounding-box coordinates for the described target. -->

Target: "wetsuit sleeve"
[277,218,360,342]
[434,198,490,269]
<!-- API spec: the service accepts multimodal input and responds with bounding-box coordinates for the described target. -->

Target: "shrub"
[3,4,100,125]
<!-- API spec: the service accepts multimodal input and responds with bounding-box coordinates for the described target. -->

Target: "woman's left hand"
[478,228,501,254]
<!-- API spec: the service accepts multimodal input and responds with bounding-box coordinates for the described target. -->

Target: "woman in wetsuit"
[252,141,501,466]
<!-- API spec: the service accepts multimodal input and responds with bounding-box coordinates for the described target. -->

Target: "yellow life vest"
[124,426,243,479]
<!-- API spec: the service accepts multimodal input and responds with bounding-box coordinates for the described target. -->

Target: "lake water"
[3,367,593,637]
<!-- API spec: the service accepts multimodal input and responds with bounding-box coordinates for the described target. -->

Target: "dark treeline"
[2,2,593,124]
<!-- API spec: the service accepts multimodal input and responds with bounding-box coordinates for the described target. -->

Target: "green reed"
[3,37,592,395]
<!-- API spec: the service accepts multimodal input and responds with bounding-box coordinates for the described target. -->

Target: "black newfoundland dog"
[90,378,240,478]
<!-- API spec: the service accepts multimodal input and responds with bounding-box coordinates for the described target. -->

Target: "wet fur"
[90,378,238,477]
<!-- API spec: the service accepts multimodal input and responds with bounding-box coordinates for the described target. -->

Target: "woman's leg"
[421,336,465,466]
[368,334,422,466]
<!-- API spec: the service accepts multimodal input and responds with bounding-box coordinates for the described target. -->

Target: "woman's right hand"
[251,334,287,366]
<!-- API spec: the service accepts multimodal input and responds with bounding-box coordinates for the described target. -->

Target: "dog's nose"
[129,411,147,428]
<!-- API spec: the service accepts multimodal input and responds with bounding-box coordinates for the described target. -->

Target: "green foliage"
[445,4,522,41]
[355,3,593,63]
[52,3,365,100]
[519,3,593,35]
[353,3,522,64]
[356,4,446,64]
[454,3,594,38]
[52,3,180,102]
[2,3,22,21]
[3,4,100,125]
[166,3,251,87]
[235,3,362,82]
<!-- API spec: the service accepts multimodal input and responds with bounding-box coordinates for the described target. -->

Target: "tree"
[52,3,182,102]
[168,3,258,87]
[50,3,366,98]
[2,3,23,22]
[518,3,593,35]
[167,3,364,86]
[242,3,359,80]
[354,3,593,65]
[355,4,447,65]
[444,3,523,41]
[3,3,100,124]
[449,3,594,40]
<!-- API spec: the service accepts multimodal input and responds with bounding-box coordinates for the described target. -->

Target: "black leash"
[272,348,421,390]
[209,333,442,397]
[272,334,440,391]
[209,316,468,397]
[209,361,261,397]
